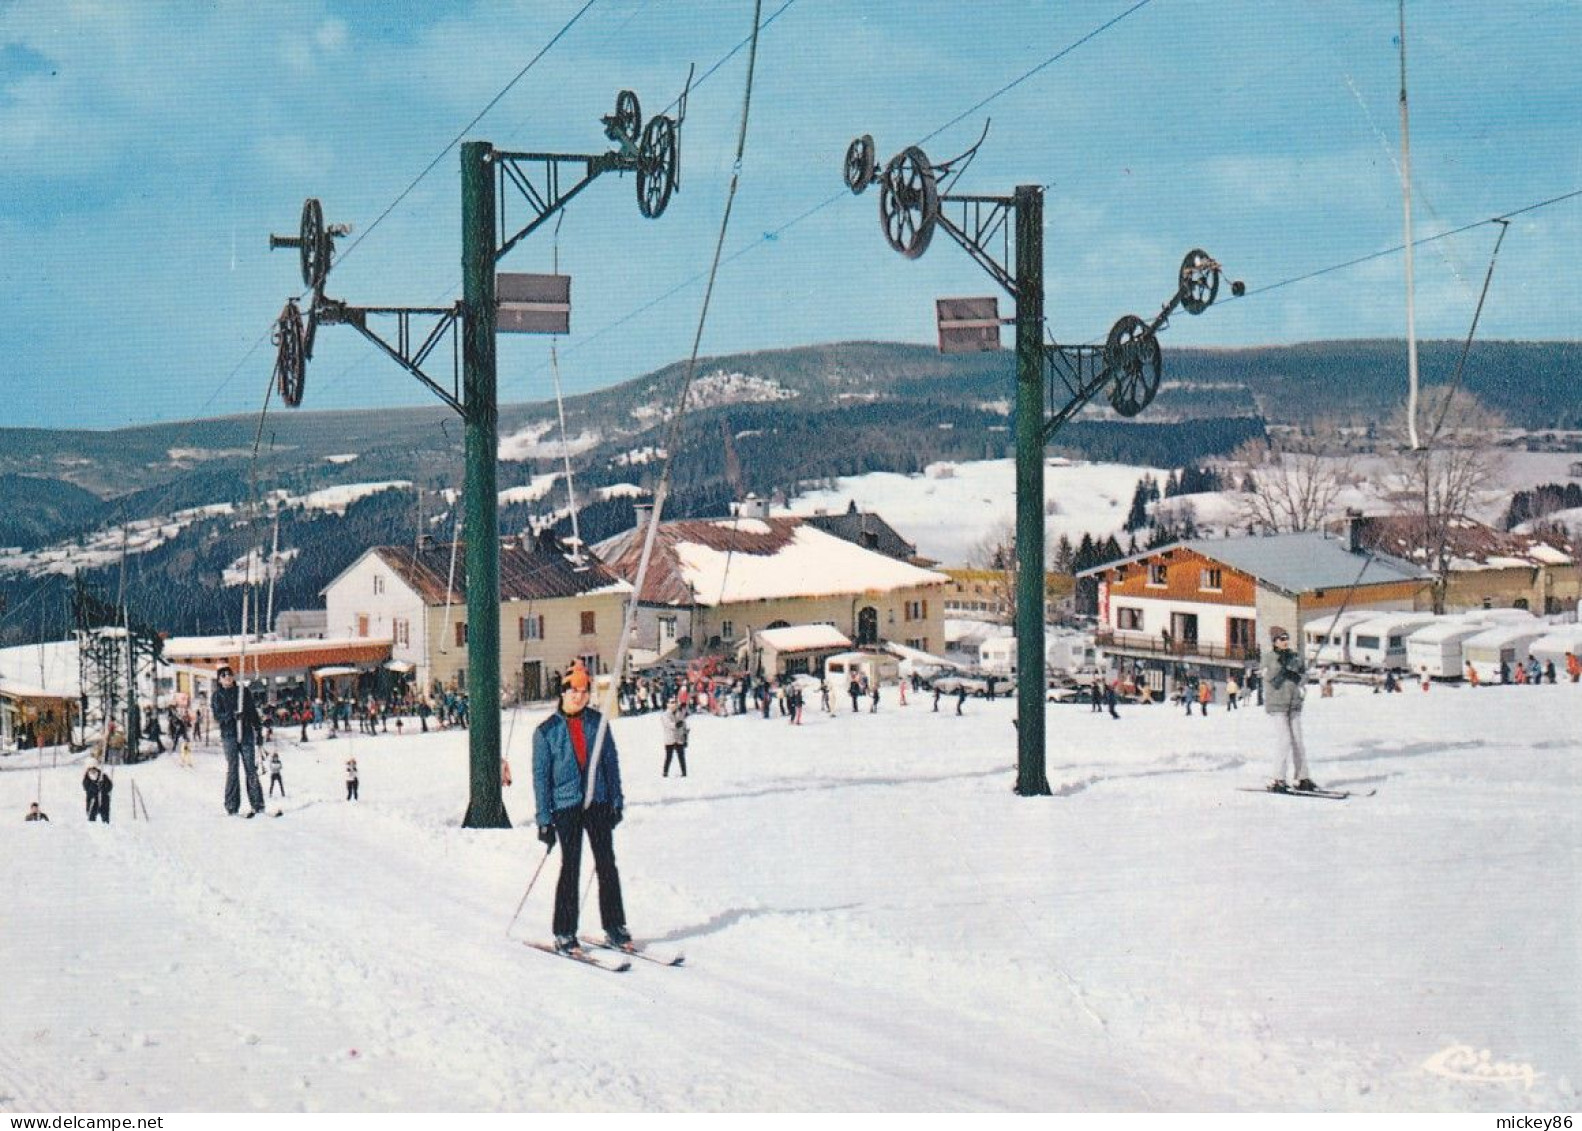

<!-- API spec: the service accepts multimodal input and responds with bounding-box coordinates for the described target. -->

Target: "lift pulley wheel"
[605,89,642,147]
[272,300,306,408]
[298,197,331,291]
[879,146,939,260]
[1177,247,1220,315]
[844,134,876,195]
[637,114,678,219]
[1105,314,1162,417]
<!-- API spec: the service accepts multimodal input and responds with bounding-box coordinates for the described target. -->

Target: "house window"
[580,610,596,635]
[660,617,677,642]
[455,622,468,647]
[356,614,369,638]
[519,614,544,641]
[1200,568,1223,592]
[904,599,929,621]
[1117,607,1144,631]
[393,618,409,647]
[1148,563,1168,587]
[373,574,385,596]
[721,620,735,640]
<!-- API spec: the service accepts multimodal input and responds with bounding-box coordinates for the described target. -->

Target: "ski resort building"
[1350,514,1580,615]
[321,530,632,702]
[593,515,949,662]
[1079,529,1431,697]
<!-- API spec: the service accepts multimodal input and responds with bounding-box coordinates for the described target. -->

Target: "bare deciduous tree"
[1231,430,1356,533]
[968,519,1018,625]
[1382,389,1508,613]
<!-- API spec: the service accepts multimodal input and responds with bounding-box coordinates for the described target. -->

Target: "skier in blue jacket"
[532,662,629,955]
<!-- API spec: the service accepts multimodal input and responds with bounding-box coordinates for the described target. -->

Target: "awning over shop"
[313,666,362,679]
[382,660,416,673]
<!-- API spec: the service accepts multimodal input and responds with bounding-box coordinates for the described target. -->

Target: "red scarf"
[566,711,588,771]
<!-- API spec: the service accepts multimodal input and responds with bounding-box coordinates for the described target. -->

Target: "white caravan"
[1461,624,1547,683]
[1347,613,1440,672]
[1406,616,1501,679]
[1528,627,1582,673]
[1302,610,1380,668]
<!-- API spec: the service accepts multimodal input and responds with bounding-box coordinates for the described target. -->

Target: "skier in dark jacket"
[533,662,629,955]
[211,666,265,817]
[83,765,111,823]
[1263,626,1316,792]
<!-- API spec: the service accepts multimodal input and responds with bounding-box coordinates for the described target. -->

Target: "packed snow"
[1,678,1576,1112]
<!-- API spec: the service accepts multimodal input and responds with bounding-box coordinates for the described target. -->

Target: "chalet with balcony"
[1079,529,1431,696]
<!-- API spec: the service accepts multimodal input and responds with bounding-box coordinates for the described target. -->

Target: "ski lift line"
[329,0,601,275]
[583,0,766,811]
[1231,186,1582,303]
[1422,218,1511,454]
[653,0,800,120]
[550,344,585,562]
[920,0,1159,147]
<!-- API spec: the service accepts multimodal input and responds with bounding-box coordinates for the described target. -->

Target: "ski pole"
[506,843,555,937]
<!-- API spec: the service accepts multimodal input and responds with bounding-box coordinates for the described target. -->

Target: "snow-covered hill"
[2,681,1576,1112]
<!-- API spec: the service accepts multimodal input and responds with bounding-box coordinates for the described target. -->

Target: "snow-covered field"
[2,681,1576,1112]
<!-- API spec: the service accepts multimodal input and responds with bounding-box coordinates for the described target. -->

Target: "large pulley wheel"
[1105,314,1162,417]
[637,114,678,219]
[272,300,306,408]
[879,146,939,260]
[844,134,875,195]
[298,197,330,291]
[1177,248,1220,315]
[610,89,641,145]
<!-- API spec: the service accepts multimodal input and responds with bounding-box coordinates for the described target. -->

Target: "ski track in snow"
[0,683,1577,1111]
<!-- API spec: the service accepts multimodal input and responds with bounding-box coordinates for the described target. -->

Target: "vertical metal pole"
[461,140,510,829]
[1013,185,1051,796]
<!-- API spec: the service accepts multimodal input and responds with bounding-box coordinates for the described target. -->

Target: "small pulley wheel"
[879,146,939,260]
[1105,314,1162,417]
[272,300,306,408]
[637,114,678,219]
[1177,248,1220,315]
[299,197,329,290]
[844,134,875,195]
[610,89,642,145]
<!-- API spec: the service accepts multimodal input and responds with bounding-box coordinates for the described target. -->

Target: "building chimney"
[737,494,768,520]
[1345,508,1365,553]
[633,502,654,530]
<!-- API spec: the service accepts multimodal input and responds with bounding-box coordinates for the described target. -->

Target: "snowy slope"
[0,682,1577,1112]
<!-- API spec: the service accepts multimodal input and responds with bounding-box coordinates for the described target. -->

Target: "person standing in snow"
[212,666,266,818]
[83,765,112,823]
[25,801,49,822]
[1263,626,1316,792]
[345,756,359,801]
[955,683,967,716]
[532,662,630,955]
[848,675,862,714]
[1225,675,1240,710]
[267,751,285,798]
[661,699,689,778]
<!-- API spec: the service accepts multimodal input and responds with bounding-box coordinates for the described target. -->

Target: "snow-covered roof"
[594,517,948,608]
[755,624,852,653]
[1080,531,1431,596]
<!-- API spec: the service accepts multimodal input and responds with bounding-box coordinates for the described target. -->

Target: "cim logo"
[1422,1044,1541,1089]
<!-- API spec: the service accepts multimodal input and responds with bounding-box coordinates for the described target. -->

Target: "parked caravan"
[1347,613,1439,671]
[1406,616,1501,679]
[1302,610,1380,668]
[1528,627,1582,673]
[823,650,900,688]
[1045,631,1097,676]
[979,636,1018,676]
[1461,624,1547,683]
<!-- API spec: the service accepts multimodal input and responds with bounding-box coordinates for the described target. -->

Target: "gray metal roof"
[1080,531,1432,596]
[1179,532,1430,596]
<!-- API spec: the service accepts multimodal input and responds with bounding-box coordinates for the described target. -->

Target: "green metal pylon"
[460,140,509,829]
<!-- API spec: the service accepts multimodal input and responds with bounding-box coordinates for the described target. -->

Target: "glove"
[608,807,623,829]
[537,825,556,848]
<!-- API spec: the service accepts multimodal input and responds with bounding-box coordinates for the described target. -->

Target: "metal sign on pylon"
[267,82,689,828]
[845,130,1240,796]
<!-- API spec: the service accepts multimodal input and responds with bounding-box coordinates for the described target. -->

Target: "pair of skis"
[1238,783,1376,800]
[523,937,685,973]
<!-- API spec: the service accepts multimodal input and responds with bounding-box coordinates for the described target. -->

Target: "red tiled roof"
[374,538,630,606]
[1355,514,1575,567]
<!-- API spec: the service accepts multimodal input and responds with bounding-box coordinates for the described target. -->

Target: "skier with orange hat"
[532,661,630,956]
